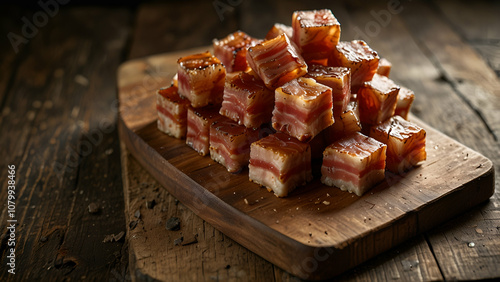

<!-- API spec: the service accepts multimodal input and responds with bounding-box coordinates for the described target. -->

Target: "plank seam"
[403,20,498,142]
[423,233,445,280]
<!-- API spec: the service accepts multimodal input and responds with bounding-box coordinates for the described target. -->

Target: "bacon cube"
[213,31,261,73]
[219,71,274,129]
[177,51,225,108]
[329,40,379,93]
[377,58,392,77]
[246,34,307,89]
[156,85,190,139]
[324,101,362,144]
[358,74,399,125]
[370,115,426,174]
[307,64,351,115]
[292,9,341,65]
[186,106,221,156]
[272,77,334,142]
[265,23,293,40]
[209,117,259,173]
[321,132,387,196]
[249,132,312,197]
[395,86,415,120]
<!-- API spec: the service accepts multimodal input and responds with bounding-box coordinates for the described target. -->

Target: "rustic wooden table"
[1,0,499,281]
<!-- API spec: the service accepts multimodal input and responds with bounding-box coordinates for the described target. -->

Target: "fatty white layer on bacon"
[249,165,311,197]
[157,110,185,139]
[321,169,385,197]
[209,141,249,173]
[272,77,333,141]
[321,132,386,196]
[186,110,210,156]
[248,133,312,197]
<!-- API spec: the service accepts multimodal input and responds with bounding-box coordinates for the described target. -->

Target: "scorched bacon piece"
[329,40,379,93]
[265,23,293,40]
[246,34,307,89]
[395,86,415,120]
[377,58,392,77]
[209,117,259,173]
[292,9,341,65]
[306,64,351,115]
[213,31,261,73]
[272,77,334,142]
[156,85,190,139]
[358,74,399,125]
[186,106,221,156]
[324,101,361,144]
[249,132,312,197]
[321,132,387,196]
[177,51,225,108]
[369,115,426,174]
[219,71,274,129]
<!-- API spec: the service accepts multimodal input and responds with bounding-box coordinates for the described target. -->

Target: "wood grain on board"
[117,48,494,280]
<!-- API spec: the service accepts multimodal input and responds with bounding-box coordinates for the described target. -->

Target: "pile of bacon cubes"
[156,9,426,197]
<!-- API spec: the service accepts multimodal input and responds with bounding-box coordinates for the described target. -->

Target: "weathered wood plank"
[401,1,500,142]
[275,235,442,281]
[121,145,275,282]
[0,7,131,281]
[122,2,277,281]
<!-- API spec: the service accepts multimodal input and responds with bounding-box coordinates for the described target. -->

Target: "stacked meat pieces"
[156,9,426,197]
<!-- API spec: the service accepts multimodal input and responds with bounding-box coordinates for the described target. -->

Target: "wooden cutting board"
[117,47,495,280]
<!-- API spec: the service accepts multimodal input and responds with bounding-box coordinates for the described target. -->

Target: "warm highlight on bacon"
[177,51,225,108]
[377,58,392,77]
[219,71,274,129]
[209,117,259,173]
[329,40,379,93]
[156,85,190,139]
[292,9,341,65]
[246,34,307,89]
[213,31,261,73]
[307,64,351,115]
[265,23,293,40]
[395,86,415,120]
[272,77,334,142]
[358,74,399,125]
[321,132,386,196]
[324,101,361,144]
[249,132,312,197]
[186,106,221,156]
[369,115,426,174]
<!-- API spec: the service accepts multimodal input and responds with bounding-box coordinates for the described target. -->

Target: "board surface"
[117,47,495,280]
